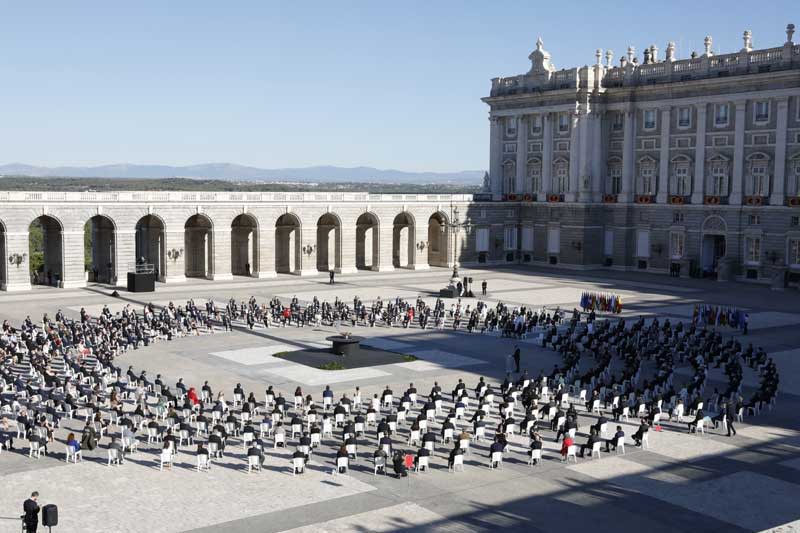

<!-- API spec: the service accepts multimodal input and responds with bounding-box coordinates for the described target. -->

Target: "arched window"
[636,156,657,195]
[553,158,569,194]
[527,158,542,193]
[707,154,730,196]
[502,160,516,194]
[746,153,770,197]
[607,157,622,195]
[670,155,692,197]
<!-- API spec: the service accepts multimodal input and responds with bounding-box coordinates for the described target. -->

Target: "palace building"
[482,24,800,286]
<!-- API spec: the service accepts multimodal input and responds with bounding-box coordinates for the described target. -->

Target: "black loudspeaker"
[42,504,58,526]
[127,272,156,292]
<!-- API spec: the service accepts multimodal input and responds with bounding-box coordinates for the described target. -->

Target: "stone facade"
[483,25,800,287]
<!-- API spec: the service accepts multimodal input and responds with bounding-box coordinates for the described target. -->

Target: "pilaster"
[730,99,747,205]
[691,104,708,204]
[489,117,503,200]
[620,108,635,203]
[656,107,671,203]
[541,113,553,199]
[770,97,789,205]
[515,115,528,193]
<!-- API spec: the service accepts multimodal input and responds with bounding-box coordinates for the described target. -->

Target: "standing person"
[329,270,335,285]
[23,491,40,533]
[482,280,487,296]
[513,346,521,373]
[742,313,749,335]
[505,353,514,376]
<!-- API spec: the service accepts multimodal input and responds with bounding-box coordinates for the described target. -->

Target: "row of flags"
[693,304,748,329]
[580,292,623,314]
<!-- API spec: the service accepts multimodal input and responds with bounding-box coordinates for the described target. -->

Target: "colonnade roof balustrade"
[0,190,475,204]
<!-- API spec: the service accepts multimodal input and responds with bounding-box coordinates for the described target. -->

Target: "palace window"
[643,110,656,130]
[709,158,729,196]
[790,239,800,267]
[607,161,622,194]
[792,159,800,196]
[637,160,656,195]
[527,159,542,192]
[715,103,729,126]
[503,160,516,194]
[554,160,569,193]
[678,107,692,128]
[749,159,769,197]
[558,113,570,133]
[670,233,685,259]
[673,212,685,223]
[504,226,518,250]
[671,163,690,196]
[530,115,542,135]
[611,112,623,131]
[505,117,516,137]
[754,101,770,123]
[748,215,760,225]
[744,236,761,264]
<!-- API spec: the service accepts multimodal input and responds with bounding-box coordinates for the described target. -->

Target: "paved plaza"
[1,265,799,533]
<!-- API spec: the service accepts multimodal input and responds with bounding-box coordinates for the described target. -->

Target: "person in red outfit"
[560,435,574,460]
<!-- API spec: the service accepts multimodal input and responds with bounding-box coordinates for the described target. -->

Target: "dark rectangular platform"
[127,272,156,292]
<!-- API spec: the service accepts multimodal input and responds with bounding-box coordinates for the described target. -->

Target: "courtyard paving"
[1,265,798,532]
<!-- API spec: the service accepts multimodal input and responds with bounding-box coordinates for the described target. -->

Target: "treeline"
[0,176,479,194]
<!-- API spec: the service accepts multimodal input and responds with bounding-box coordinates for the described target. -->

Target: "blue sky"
[0,2,794,172]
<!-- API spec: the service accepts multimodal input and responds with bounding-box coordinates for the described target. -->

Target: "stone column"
[338,222,357,274]
[377,222,395,272]
[211,229,233,280]
[566,113,580,202]
[620,108,635,202]
[578,111,593,202]
[255,224,276,278]
[691,104,707,204]
[657,107,671,203]
[541,113,553,199]
[164,230,186,283]
[515,115,528,193]
[115,230,137,284]
[3,231,32,291]
[61,230,86,289]
[770,97,789,205]
[730,100,747,205]
[489,117,503,200]
[591,112,604,202]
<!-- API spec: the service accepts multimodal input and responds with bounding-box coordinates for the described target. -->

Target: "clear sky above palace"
[0,1,793,172]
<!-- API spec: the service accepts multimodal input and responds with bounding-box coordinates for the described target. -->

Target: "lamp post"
[8,253,26,268]
[450,204,468,282]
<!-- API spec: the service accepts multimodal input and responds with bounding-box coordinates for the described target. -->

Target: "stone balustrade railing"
[0,190,474,204]
[490,44,800,96]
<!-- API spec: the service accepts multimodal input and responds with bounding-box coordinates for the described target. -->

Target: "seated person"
[605,426,625,452]
[633,419,650,445]
[578,429,601,458]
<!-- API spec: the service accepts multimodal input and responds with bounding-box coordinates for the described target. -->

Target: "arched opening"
[231,214,258,277]
[135,215,167,281]
[392,212,415,269]
[275,213,301,274]
[701,216,727,277]
[29,215,63,287]
[316,213,341,272]
[84,215,116,284]
[427,212,449,267]
[185,214,214,279]
[135,215,166,282]
[0,220,6,290]
[356,212,379,270]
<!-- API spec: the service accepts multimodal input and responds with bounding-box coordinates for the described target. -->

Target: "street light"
[167,248,183,261]
[8,253,26,267]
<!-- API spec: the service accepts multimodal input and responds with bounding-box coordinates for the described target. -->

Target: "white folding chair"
[65,445,81,463]
[248,455,261,473]
[159,449,173,470]
[416,455,429,472]
[197,453,211,472]
[591,441,602,459]
[528,448,542,466]
[336,456,349,475]
[374,455,386,475]
[615,436,625,454]
[107,448,121,466]
[291,456,305,475]
[450,454,465,472]
[566,445,578,463]
[489,451,503,469]
[274,432,286,448]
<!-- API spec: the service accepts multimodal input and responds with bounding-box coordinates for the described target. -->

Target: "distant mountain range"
[0,163,486,185]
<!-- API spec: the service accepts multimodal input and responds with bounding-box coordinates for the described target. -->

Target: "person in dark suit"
[512,346,521,373]
[329,271,335,285]
[687,409,704,433]
[579,429,601,458]
[605,426,625,452]
[725,402,737,437]
[23,492,40,533]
